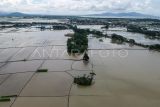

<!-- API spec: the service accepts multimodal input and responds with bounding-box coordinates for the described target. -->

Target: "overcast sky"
[0,0,160,16]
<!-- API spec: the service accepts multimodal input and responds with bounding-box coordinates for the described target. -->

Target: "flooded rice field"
[78,25,160,45]
[77,25,104,31]
[0,17,67,23]
[107,28,160,45]
[0,26,160,107]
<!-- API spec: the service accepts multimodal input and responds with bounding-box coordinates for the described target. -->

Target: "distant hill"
[0,11,159,19]
[0,12,28,17]
[87,12,159,19]
[6,12,28,17]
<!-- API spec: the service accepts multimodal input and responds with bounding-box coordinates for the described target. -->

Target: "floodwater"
[0,17,68,23]
[77,25,104,31]
[107,28,160,45]
[77,25,160,45]
[0,25,160,107]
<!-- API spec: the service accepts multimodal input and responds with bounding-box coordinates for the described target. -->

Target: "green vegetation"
[69,25,160,52]
[128,39,135,44]
[65,33,74,37]
[67,25,107,54]
[68,24,110,54]
[67,33,88,53]
[127,25,160,40]
[1,95,17,98]
[99,39,103,42]
[36,69,48,72]
[74,73,96,86]
[111,34,127,44]
[67,26,88,53]
[52,25,68,30]
[101,24,110,29]
[22,59,27,61]
[91,30,104,38]
[0,95,17,102]
[149,44,160,51]
[0,97,10,102]
[83,52,89,61]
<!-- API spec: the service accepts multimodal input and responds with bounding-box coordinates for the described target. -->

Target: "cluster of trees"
[149,44,160,51]
[127,25,160,39]
[101,24,110,29]
[111,33,137,46]
[68,25,160,52]
[67,25,109,54]
[0,23,31,29]
[52,25,68,30]
[39,25,69,31]
[0,22,70,30]
[110,21,127,27]
[67,27,88,53]
[70,18,107,25]
[111,33,160,51]
[70,25,107,38]
[74,73,96,86]
[111,34,127,44]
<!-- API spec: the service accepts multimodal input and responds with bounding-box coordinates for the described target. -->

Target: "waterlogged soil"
[0,30,72,48]
[0,97,15,107]
[77,25,104,31]
[0,74,10,84]
[72,61,92,71]
[69,50,160,107]
[9,47,36,61]
[70,96,160,107]
[12,97,68,107]
[0,60,43,74]
[88,37,144,50]
[107,30,160,45]
[28,46,53,60]
[0,27,160,107]
[20,72,73,97]
[0,48,21,62]
[48,46,83,60]
[0,72,34,96]
[40,60,73,72]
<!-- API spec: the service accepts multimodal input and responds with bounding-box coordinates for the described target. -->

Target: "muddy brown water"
[0,27,160,107]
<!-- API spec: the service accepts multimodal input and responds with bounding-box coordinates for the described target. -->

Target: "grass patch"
[0,95,17,102]
[36,69,48,72]
[99,39,103,42]
[1,95,17,98]
[0,97,10,102]
[74,73,96,86]
[22,59,27,61]
[149,44,160,51]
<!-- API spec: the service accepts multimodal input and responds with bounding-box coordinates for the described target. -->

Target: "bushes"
[83,52,89,61]
[74,75,93,86]
[111,33,127,44]
[128,39,135,44]
[149,44,160,51]
[127,25,143,32]
[0,95,17,102]
[37,69,48,72]
[67,27,89,54]
[127,25,160,40]
[74,73,96,86]
[101,24,109,29]
[52,25,68,30]
[0,97,10,102]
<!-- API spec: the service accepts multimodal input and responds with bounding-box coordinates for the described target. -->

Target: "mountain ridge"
[87,12,159,19]
[0,11,159,19]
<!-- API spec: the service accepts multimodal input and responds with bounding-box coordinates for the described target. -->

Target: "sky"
[0,0,160,16]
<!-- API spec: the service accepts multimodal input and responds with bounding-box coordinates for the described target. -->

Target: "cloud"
[0,0,156,15]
